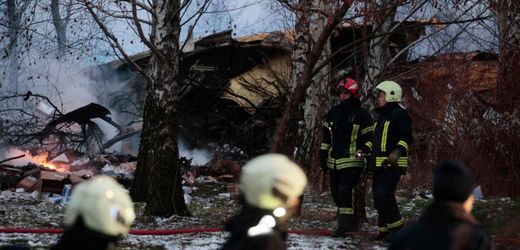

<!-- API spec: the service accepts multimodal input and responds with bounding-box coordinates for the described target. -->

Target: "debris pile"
[1,147,245,207]
[0,150,137,206]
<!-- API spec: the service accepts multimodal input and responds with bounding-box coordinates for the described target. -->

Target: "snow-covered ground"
[0,187,389,249]
[4,183,518,249]
[0,232,388,250]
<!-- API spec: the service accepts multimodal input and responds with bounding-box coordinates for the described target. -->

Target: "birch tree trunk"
[6,0,20,93]
[496,0,520,111]
[270,1,352,160]
[358,0,397,223]
[297,0,332,179]
[50,0,71,56]
[284,1,311,159]
[130,0,188,216]
[361,1,397,111]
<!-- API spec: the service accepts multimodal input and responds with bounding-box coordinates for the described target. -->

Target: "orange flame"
[30,151,69,173]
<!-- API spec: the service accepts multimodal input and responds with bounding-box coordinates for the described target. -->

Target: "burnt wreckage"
[95,21,426,155]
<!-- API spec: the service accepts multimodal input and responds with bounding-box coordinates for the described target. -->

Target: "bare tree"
[50,0,74,56]
[4,0,22,93]
[270,0,353,159]
[361,0,398,110]
[495,0,520,111]
[82,0,232,215]
[130,0,188,216]
[293,0,334,178]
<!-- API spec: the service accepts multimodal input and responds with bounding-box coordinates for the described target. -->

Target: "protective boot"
[331,214,358,237]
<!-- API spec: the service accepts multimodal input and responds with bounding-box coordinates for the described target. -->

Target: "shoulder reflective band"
[397,140,409,152]
[365,141,373,150]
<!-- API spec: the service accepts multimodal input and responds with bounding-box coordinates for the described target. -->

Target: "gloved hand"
[388,149,401,165]
[355,149,364,160]
[382,149,401,168]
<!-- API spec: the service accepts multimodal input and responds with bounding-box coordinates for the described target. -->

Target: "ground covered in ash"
[1,181,519,250]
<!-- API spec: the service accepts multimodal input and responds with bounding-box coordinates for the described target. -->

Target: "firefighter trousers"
[372,168,404,233]
[330,167,362,215]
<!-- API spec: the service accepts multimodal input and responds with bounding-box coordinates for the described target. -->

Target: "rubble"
[1,149,245,207]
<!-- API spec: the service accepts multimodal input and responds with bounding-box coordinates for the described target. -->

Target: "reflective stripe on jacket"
[368,103,412,169]
[320,99,373,170]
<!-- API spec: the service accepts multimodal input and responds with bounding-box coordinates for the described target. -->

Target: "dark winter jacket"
[320,98,373,170]
[221,205,287,250]
[51,217,120,250]
[363,102,412,172]
[388,201,494,250]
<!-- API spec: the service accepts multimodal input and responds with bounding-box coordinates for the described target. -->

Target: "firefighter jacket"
[389,201,494,250]
[52,217,120,250]
[320,98,373,170]
[362,102,412,171]
[222,205,287,250]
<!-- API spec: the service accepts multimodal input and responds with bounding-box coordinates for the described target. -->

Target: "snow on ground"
[0,189,389,249]
[0,231,386,250]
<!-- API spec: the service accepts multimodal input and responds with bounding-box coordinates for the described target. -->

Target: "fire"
[30,151,69,173]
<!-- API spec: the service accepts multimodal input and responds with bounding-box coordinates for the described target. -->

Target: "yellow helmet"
[375,80,402,102]
[240,154,307,210]
[65,176,135,236]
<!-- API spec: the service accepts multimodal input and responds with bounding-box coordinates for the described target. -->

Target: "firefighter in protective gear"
[222,154,307,250]
[52,176,136,250]
[358,80,412,241]
[319,78,373,237]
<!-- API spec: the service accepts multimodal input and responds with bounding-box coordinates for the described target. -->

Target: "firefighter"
[389,160,493,249]
[52,176,135,250]
[319,78,373,236]
[221,154,307,250]
[357,80,412,240]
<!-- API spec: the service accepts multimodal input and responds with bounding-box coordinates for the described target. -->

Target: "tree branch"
[131,0,167,63]
[82,0,152,85]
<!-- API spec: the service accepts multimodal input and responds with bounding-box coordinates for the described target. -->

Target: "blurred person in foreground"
[52,176,135,250]
[221,154,308,250]
[389,160,494,250]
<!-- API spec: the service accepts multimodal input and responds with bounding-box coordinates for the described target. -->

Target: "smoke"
[0,146,35,166]
[15,59,98,113]
[0,55,140,155]
[178,138,213,166]
[27,59,123,144]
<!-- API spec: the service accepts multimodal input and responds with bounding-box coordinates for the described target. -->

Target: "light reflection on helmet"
[240,154,307,211]
[375,80,402,102]
[65,176,135,236]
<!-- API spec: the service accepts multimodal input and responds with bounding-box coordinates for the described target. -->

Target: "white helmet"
[240,154,307,210]
[375,80,402,102]
[65,176,135,236]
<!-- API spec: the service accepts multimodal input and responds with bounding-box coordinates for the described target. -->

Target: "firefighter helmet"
[375,80,402,102]
[65,176,135,237]
[240,154,307,210]
[336,78,361,98]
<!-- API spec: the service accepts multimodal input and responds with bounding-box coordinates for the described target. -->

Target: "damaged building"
[93,21,428,155]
